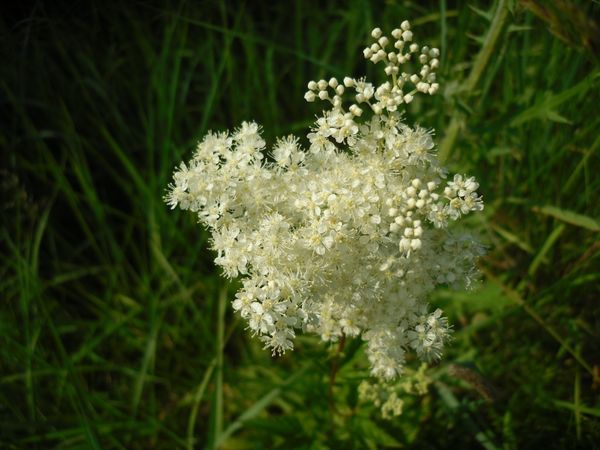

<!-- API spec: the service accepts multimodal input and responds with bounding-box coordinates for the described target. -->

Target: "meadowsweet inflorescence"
[166,21,484,382]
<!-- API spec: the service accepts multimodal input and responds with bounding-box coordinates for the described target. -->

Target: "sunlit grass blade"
[186,358,216,450]
[532,205,600,232]
[215,363,312,447]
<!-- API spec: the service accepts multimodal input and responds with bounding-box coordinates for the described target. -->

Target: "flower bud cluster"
[166,23,484,381]
[358,362,431,418]
[305,20,439,121]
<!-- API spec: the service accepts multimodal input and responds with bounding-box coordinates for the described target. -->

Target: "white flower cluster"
[166,22,484,381]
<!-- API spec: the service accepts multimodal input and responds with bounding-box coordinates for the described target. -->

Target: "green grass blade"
[483,269,594,376]
[528,224,565,277]
[553,400,600,418]
[211,285,227,448]
[216,363,312,447]
[439,0,510,162]
[510,71,600,127]
[532,205,600,232]
[186,358,216,450]
[435,381,500,450]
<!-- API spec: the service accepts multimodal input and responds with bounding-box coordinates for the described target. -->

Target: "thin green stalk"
[563,133,600,194]
[211,285,227,449]
[440,0,447,67]
[131,302,160,416]
[527,224,565,277]
[483,268,595,378]
[439,0,510,163]
[574,364,581,440]
[215,363,312,447]
[327,334,346,415]
[464,0,510,96]
[187,358,216,450]
[435,381,500,450]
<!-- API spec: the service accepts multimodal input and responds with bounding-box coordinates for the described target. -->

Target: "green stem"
[213,285,227,449]
[328,334,346,414]
[483,268,594,378]
[187,359,216,450]
[439,0,510,163]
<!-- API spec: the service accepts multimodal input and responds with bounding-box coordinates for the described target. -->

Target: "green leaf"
[507,0,518,14]
[528,224,566,277]
[468,5,493,21]
[507,24,532,33]
[554,400,600,418]
[216,363,312,447]
[436,282,511,315]
[356,417,402,447]
[532,206,600,232]
[510,71,599,126]
[491,223,534,253]
[545,109,571,124]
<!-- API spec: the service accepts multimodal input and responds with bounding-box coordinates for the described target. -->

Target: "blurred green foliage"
[1,0,599,448]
